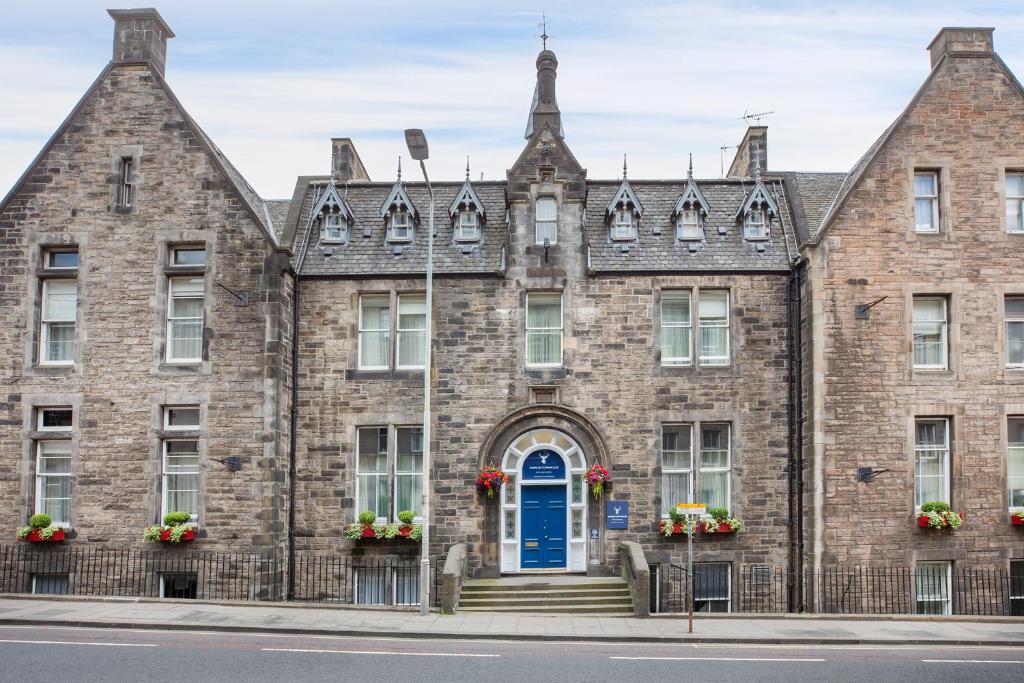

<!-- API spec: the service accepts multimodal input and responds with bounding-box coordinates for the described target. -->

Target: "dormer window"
[323,213,348,243]
[389,211,412,241]
[457,210,479,240]
[676,209,702,240]
[744,208,769,239]
[611,208,635,241]
[536,197,557,245]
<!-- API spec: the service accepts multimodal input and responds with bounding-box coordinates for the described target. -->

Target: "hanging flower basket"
[916,501,962,530]
[700,507,744,535]
[16,514,66,542]
[344,510,422,542]
[476,467,508,499]
[144,511,197,543]
[585,462,610,499]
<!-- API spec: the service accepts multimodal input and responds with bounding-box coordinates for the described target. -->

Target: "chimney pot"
[107,8,175,76]
[927,27,993,68]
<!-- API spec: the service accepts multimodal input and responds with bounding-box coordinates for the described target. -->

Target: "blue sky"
[1,1,1022,199]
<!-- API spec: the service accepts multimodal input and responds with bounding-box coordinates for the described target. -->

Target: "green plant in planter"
[919,501,962,529]
[143,510,196,543]
[707,507,729,520]
[358,510,377,525]
[397,510,415,525]
[29,513,53,529]
[163,511,192,526]
[662,507,693,537]
[17,513,63,540]
[702,507,744,533]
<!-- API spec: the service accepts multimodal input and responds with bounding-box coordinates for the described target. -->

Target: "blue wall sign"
[590,528,599,540]
[521,450,566,480]
[606,500,629,529]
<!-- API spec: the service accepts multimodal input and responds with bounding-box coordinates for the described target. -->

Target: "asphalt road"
[0,625,1021,683]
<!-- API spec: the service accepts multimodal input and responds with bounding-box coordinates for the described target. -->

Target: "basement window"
[160,573,198,599]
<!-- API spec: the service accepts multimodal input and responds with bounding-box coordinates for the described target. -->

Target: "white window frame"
[1008,417,1024,511]
[161,439,200,522]
[35,441,72,527]
[699,423,732,513]
[697,290,730,366]
[660,290,692,366]
[525,291,563,367]
[535,197,557,245]
[166,277,205,364]
[660,424,693,517]
[389,211,412,241]
[163,406,200,431]
[611,208,635,241]
[743,207,769,239]
[32,574,70,595]
[356,426,389,523]
[37,407,73,432]
[44,249,79,270]
[357,294,391,370]
[914,171,939,233]
[396,294,426,370]
[39,279,77,366]
[393,426,423,522]
[1006,296,1024,369]
[457,210,479,240]
[1006,172,1023,234]
[676,209,702,240]
[170,247,207,267]
[915,561,952,616]
[118,156,134,209]
[323,213,348,242]
[912,296,948,370]
[693,562,732,613]
[914,417,950,510]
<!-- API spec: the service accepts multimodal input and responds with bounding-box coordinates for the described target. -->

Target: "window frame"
[35,440,72,527]
[44,249,79,270]
[393,426,424,522]
[676,209,702,240]
[165,276,205,364]
[357,294,391,371]
[1005,172,1023,234]
[660,289,692,366]
[161,439,200,522]
[456,210,479,241]
[39,278,77,366]
[912,296,948,371]
[169,246,207,268]
[697,290,730,367]
[743,207,769,240]
[660,424,693,518]
[163,406,200,432]
[1005,296,1024,369]
[1008,417,1024,511]
[525,291,564,368]
[699,423,732,513]
[117,156,134,209]
[1011,560,1024,617]
[395,294,426,370]
[36,407,73,432]
[389,211,412,242]
[915,561,952,616]
[322,213,348,243]
[32,574,70,595]
[611,208,635,241]
[693,562,732,613]
[914,417,950,510]
[913,170,940,233]
[355,426,389,523]
[535,197,557,245]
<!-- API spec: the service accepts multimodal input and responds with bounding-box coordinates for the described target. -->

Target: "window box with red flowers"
[1011,508,1023,526]
[344,510,422,542]
[16,514,66,542]
[699,507,745,535]
[585,463,610,499]
[916,501,962,530]
[144,511,197,544]
[659,507,695,538]
[476,467,508,499]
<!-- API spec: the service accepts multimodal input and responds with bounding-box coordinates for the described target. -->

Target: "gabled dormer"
[379,159,418,242]
[313,182,355,244]
[736,171,778,240]
[606,158,643,241]
[671,157,711,240]
[449,160,485,241]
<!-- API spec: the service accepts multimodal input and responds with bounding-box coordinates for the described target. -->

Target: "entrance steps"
[459,575,633,615]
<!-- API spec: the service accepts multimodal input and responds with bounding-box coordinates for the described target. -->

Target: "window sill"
[163,266,206,276]
[346,368,424,381]
[525,367,567,380]
[112,206,133,215]
[454,235,480,243]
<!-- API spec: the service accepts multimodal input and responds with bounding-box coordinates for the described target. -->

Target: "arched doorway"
[499,428,588,572]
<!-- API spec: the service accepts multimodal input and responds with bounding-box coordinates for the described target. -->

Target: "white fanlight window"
[457,210,479,240]
[535,197,557,244]
[677,209,702,240]
[611,208,635,240]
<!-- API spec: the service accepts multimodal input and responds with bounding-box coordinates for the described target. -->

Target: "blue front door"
[520,485,567,569]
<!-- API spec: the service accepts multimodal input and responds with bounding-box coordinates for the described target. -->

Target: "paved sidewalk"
[1,596,1022,645]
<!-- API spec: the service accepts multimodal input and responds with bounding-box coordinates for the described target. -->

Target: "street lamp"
[405,128,433,616]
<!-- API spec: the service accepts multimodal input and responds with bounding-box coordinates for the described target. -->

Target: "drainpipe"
[286,268,299,600]
[785,267,796,613]
[793,257,807,612]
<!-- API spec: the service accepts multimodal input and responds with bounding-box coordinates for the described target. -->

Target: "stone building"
[1,10,1021,611]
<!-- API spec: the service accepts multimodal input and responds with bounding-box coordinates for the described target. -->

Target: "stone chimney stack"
[727,126,768,178]
[330,138,370,182]
[108,8,175,77]
[927,27,994,69]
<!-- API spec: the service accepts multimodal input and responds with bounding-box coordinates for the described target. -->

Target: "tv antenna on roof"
[742,109,774,125]
[719,145,736,178]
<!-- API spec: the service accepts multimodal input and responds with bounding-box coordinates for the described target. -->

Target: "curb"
[1,618,1022,647]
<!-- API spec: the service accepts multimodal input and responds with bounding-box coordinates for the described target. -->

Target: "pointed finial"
[622,154,628,179]
[466,155,471,181]
[397,155,402,181]
[687,153,693,180]
[539,12,549,50]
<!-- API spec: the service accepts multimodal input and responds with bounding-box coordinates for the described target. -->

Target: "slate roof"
[265,200,292,243]
[784,172,848,243]
[585,178,798,272]
[294,179,508,276]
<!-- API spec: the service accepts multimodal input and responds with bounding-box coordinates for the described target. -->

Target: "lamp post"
[404,129,433,616]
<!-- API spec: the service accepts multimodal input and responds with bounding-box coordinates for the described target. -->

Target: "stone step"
[462,580,627,593]
[459,604,634,614]
[460,595,632,608]
[460,588,631,599]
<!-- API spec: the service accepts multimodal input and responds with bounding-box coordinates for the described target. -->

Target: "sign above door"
[521,449,566,480]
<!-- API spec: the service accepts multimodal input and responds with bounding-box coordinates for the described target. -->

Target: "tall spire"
[466,156,471,181]
[524,14,563,140]
[687,153,693,180]
[622,154,628,179]
[396,155,402,181]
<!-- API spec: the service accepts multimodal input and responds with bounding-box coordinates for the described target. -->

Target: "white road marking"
[922,659,1024,664]
[0,638,156,648]
[261,647,500,657]
[610,656,826,662]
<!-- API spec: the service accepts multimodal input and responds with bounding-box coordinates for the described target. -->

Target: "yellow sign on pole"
[676,503,706,516]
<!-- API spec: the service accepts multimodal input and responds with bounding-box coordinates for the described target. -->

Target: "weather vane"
[538,12,553,50]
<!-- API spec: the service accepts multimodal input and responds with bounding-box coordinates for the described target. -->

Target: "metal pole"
[418,159,433,616]
[687,521,693,633]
